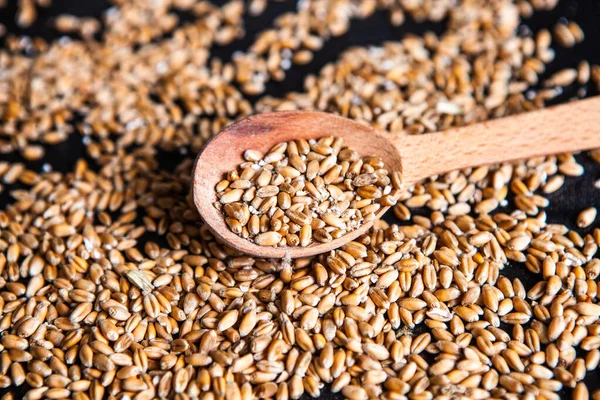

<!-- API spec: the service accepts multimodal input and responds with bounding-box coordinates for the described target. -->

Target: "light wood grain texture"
[193,96,600,258]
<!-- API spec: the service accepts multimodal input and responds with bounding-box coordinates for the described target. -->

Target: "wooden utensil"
[193,96,600,259]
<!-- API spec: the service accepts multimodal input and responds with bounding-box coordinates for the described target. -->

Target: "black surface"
[1,0,599,399]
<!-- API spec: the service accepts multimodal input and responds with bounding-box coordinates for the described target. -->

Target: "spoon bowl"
[192,111,404,259]
[193,97,600,259]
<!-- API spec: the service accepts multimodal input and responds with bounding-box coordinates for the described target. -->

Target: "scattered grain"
[0,1,598,400]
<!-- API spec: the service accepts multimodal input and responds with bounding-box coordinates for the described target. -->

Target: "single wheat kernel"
[577,207,597,228]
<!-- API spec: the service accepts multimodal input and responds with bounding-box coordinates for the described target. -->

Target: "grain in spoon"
[193,96,600,258]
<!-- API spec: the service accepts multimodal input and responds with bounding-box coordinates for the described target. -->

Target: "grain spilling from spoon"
[214,136,403,247]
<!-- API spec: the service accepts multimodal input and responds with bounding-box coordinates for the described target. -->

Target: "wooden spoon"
[193,96,600,259]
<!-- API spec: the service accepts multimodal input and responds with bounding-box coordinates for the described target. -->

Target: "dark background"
[1,0,599,398]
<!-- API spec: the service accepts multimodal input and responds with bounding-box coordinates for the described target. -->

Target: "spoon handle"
[394,96,600,185]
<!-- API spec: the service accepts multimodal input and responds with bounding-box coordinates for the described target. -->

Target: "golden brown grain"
[215,137,398,247]
[0,1,599,400]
